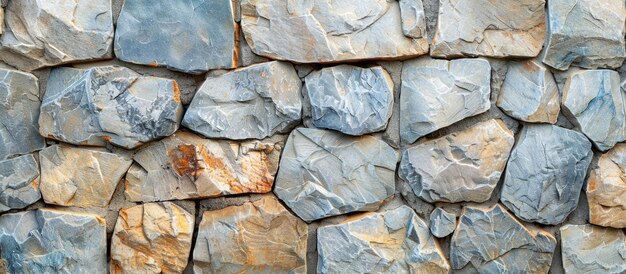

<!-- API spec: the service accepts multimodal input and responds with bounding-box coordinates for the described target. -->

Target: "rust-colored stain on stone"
[172,81,181,103]
[168,145,204,178]
[148,60,159,67]
[31,177,39,190]
[99,135,111,142]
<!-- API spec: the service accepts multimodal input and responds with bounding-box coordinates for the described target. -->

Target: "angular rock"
[561,69,626,151]
[0,154,40,212]
[450,204,556,273]
[182,61,301,140]
[317,206,450,274]
[496,60,560,123]
[304,65,394,135]
[0,209,107,273]
[561,224,626,274]
[240,0,429,63]
[542,0,626,70]
[193,196,307,273]
[115,0,236,74]
[400,57,491,144]
[126,131,283,202]
[39,66,184,149]
[501,124,593,225]
[110,202,194,273]
[0,0,114,71]
[399,0,427,39]
[274,128,397,222]
[587,143,626,228]
[39,145,132,208]
[429,208,456,238]
[399,119,514,203]
[431,0,545,58]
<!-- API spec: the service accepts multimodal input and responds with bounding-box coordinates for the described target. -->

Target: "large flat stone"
[561,224,626,274]
[0,154,40,213]
[587,143,626,228]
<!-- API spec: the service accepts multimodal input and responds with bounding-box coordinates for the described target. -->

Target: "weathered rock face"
[126,131,283,202]
[429,207,456,238]
[587,143,626,228]
[193,196,307,273]
[399,0,427,39]
[110,202,194,273]
[0,154,40,213]
[240,0,429,63]
[501,124,593,225]
[450,204,557,273]
[399,119,514,203]
[561,224,626,274]
[561,69,626,151]
[39,145,132,208]
[400,57,491,144]
[39,66,183,149]
[0,209,107,273]
[542,0,626,70]
[274,128,397,222]
[0,0,114,71]
[115,0,236,74]
[304,65,394,135]
[496,60,560,123]
[182,61,301,140]
[431,0,545,58]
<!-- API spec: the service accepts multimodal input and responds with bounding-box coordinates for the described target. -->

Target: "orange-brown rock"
[587,143,626,228]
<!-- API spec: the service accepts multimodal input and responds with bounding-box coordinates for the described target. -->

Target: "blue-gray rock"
[274,128,397,222]
[115,0,236,74]
[501,124,593,225]
[399,0,427,39]
[39,66,184,149]
[183,61,302,140]
[0,154,40,213]
[429,208,456,238]
[304,65,394,135]
[561,224,626,274]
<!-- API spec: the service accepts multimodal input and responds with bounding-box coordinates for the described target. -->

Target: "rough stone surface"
[400,57,491,144]
[587,143,626,228]
[182,61,301,140]
[561,224,626,274]
[501,124,593,225]
[39,66,183,149]
[240,0,429,63]
[450,204,557,273]
[0,154,40,213]
[399,119,514,203]
[429,207,456,238]
[399,0,427,39]
[193,196,307,273]
[304,65,394,135]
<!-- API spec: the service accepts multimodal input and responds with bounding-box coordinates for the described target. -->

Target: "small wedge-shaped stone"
[39,66,183,149]
[542,0,626,70]
[39,145,132,208]
[274,128,397,222]
[115,0,236,74]
[183,61,301,140]
[111,202,194,274]
[0,0,114,71]
[497,60,560,123]
[241,0,428,63]
[501,124,593,225]
[399,0,427,39]
[399,119,514,203]
[126,131,283,202]
[587,143,626,228]
[0,154,40,213]
[431,0,545,58]
[561,70,626,151]
[430,208,456,238]
[304,65,394,135]
[193,196,307,273]
[451,204,556,273]
[318,206,450,274]
[400,57,491,144]
[561,224,626,274]
[0,209,107,273]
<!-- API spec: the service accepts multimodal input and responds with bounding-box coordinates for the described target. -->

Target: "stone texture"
[450,204,557,273]
[193,196,307,273]
[561,224,626,274]
[39,145,132,208]
[274,128,397,222]
[542,0,626,70]
[0,154,40,213]
[399,0,427,39]
[501,124,593,225]
[304,65,394,135]
[126,131,283,202]
[431,0,545,58]
[317,206,450,274]
[39,66,184,149]
[240,0,429,63]
[496,60,560,123]
[429,207,456,238]
[182,61,301,140]
[0,209,107,273]
[587,143,626,228]
[115,0,236,74]
[399,119,514,203]
[400,57,491,144]
[110,202,194,274]
[0,0,114,71]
